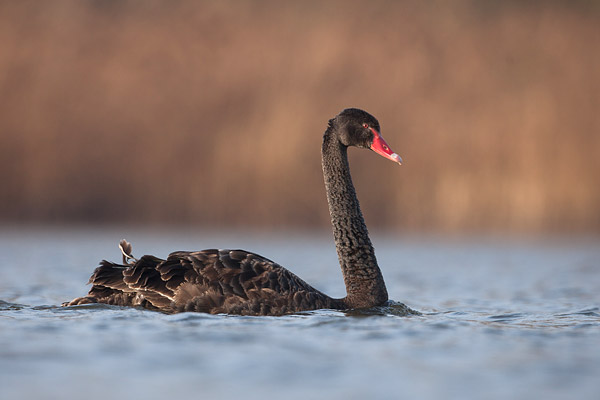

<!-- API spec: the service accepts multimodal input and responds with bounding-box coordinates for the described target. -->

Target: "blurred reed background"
[0,0,598,233]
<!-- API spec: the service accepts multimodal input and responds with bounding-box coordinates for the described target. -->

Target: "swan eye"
[362,123,369,129]
[383,145,389,151]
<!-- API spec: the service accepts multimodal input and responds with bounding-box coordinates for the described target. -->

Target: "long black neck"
[321,126,388,308]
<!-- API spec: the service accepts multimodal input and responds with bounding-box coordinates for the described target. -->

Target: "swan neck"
[321,128,388,308]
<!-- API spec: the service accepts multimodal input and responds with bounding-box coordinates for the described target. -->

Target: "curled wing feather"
[75,248,337,315]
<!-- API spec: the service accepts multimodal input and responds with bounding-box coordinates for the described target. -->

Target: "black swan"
[64,108,404,315]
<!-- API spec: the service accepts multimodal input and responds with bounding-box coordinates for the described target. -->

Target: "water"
[1,227,598,400]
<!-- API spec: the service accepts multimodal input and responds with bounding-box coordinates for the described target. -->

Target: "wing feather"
[66,244,339,315]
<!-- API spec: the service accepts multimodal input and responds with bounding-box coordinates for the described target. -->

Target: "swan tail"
[63,259,166,311]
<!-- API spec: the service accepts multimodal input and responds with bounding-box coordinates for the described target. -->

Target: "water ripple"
[1,231,599,400]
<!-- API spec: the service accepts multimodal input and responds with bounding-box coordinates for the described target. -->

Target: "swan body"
[64,108,402,315]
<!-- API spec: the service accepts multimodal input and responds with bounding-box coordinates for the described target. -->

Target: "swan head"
[334,108,402,165]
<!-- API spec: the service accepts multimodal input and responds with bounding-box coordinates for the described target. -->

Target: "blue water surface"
[1,227,598,400]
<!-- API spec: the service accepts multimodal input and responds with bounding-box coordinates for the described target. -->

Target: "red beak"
[369,128,402,164]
